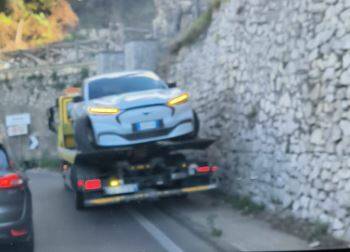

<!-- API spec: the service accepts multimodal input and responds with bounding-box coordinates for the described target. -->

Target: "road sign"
[29,135,39,150]
[7,125,28,137]
[6,113,31,127]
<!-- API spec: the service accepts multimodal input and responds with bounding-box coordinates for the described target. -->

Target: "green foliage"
[308,221,329,241]
[52,81,66,90]
[51,71,59,82]
[21,157,60,170]
[247,105,258,120]
[206,214,223,237]
[0,77,12,90]
[170,0,224,54]
[80,67,89,80]
[27,73,44,82]
[0,0,78,51]
[38,157,60,169]
[211,228,223,237]
[225,194,265,215]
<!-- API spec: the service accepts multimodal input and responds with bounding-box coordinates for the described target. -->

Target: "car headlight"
[167,93,189,107]
[88,107,120,115]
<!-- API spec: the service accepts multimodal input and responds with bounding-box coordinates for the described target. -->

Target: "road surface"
[4,171,231,252]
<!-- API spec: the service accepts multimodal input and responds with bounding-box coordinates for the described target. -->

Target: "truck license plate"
[104,184,139,195]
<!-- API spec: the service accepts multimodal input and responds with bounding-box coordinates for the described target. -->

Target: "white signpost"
[5,113,31,137]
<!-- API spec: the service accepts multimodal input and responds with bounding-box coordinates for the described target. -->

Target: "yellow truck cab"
[48,87,81,164]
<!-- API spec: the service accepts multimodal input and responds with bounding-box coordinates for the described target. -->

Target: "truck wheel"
[75,191,85,211]
[74,117,96,152]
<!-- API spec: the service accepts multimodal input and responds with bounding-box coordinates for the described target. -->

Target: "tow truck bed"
[60,138,218,210]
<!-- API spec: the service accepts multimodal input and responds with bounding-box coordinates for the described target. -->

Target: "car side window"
[0,149,9,171]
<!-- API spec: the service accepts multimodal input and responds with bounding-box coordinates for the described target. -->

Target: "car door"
[0,148,25,224]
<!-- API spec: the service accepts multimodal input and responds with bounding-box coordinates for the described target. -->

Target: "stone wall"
[0,66,95,164]
[153,0,211,41]
[167,0,350,240]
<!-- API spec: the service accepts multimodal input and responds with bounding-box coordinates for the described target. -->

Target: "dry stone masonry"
[0,66,95,162]
[166,0,350,240]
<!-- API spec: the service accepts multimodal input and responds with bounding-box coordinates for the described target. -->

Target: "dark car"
[0,144,33,252]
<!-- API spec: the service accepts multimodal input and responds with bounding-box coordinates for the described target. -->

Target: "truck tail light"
[77,179,84,188]
[196,166,210,173]
[211,166,219,172]
[0,173,23,189]
[84,179,102,191]
[196,166,219,173]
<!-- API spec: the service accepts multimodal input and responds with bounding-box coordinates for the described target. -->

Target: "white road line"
[128,208,184,252]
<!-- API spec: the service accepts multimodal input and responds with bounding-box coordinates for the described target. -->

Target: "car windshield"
[88,73,167,100]
[0,149,9,171]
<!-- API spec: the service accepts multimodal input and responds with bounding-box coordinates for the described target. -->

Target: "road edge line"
[128,208,184,252]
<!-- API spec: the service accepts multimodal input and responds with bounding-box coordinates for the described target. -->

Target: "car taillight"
[11,228,28,237]
[0,173,23,189]
[84,179,102,191]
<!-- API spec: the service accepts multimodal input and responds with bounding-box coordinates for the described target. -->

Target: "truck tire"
[70,165,84,210]
[73,117,96,152]
[75,191,85,211]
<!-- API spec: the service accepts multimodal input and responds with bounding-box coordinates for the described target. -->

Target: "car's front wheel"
[173,110,200,141]
[73,117,96,152]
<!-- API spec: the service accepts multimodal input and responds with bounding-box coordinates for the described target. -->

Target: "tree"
[0,0,78,51]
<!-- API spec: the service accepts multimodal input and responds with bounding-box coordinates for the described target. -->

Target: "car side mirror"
[73,96,83,103]
[47,106,57,133]
[167,82,177,88]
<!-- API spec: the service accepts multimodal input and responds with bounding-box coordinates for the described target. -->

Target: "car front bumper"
[90,104,195,147]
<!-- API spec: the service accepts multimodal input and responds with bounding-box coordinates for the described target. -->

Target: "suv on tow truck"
[48,86,218,210]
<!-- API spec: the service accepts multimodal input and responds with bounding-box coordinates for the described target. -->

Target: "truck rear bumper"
[85,183,217,207]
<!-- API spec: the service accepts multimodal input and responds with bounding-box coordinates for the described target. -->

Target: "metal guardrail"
[0,61,96,75]
[0,39,104,74]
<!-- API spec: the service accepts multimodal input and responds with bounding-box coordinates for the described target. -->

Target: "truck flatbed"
[59,138,215,165]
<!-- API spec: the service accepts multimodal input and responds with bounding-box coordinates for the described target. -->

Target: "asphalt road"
[4,171,227,252]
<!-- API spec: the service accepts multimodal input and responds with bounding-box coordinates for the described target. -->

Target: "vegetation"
[224,194,265,215]
[0,0,78,52]
[170,0,223,54]
[21,157,60,170]
[206,214,223,237]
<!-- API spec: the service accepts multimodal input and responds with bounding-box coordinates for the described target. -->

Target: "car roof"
[85,71,161,84]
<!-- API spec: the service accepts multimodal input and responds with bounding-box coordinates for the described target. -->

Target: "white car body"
[70,71,196,148]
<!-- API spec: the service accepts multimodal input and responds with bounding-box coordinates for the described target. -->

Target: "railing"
[0,39,107,74]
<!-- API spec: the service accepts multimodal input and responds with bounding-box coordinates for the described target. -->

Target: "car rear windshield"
[88,73,167,100]
[0,149,9,171]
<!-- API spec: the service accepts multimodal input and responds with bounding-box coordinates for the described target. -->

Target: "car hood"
[88,89,184,110]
